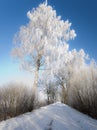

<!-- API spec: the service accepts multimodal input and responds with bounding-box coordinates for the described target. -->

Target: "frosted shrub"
[0,83,35,121]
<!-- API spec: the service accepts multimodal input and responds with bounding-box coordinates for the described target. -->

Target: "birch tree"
[11,0,76,96]
[52,48,88,103]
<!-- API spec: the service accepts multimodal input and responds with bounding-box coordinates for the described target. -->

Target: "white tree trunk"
[33,65,39,102]
[62,84,67,104]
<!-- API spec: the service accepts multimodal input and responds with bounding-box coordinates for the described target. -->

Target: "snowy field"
[0,102,97,130]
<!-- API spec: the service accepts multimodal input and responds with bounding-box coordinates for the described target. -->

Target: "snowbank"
[0,102,97,130]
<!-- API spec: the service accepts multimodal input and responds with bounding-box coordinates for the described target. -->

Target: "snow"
[0,102,97,130]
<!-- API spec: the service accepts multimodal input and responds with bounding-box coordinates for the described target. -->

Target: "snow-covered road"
[0,102,97,130]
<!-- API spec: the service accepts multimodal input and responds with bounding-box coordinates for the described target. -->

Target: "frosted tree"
[11,0,76,96]
[52,48,88,103]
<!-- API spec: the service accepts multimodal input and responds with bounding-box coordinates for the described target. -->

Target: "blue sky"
[0,0,97,85]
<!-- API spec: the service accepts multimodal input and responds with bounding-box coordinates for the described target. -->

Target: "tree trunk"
[33,65,39,103]
[33,56,41,107]
[61,84,67,104]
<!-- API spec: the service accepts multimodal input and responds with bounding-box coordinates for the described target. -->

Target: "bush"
[67,66,97,119]
[69,85,97,119]
[0,82,35,121]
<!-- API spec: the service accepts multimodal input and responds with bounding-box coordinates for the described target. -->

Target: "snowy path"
[0,102,97,130]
